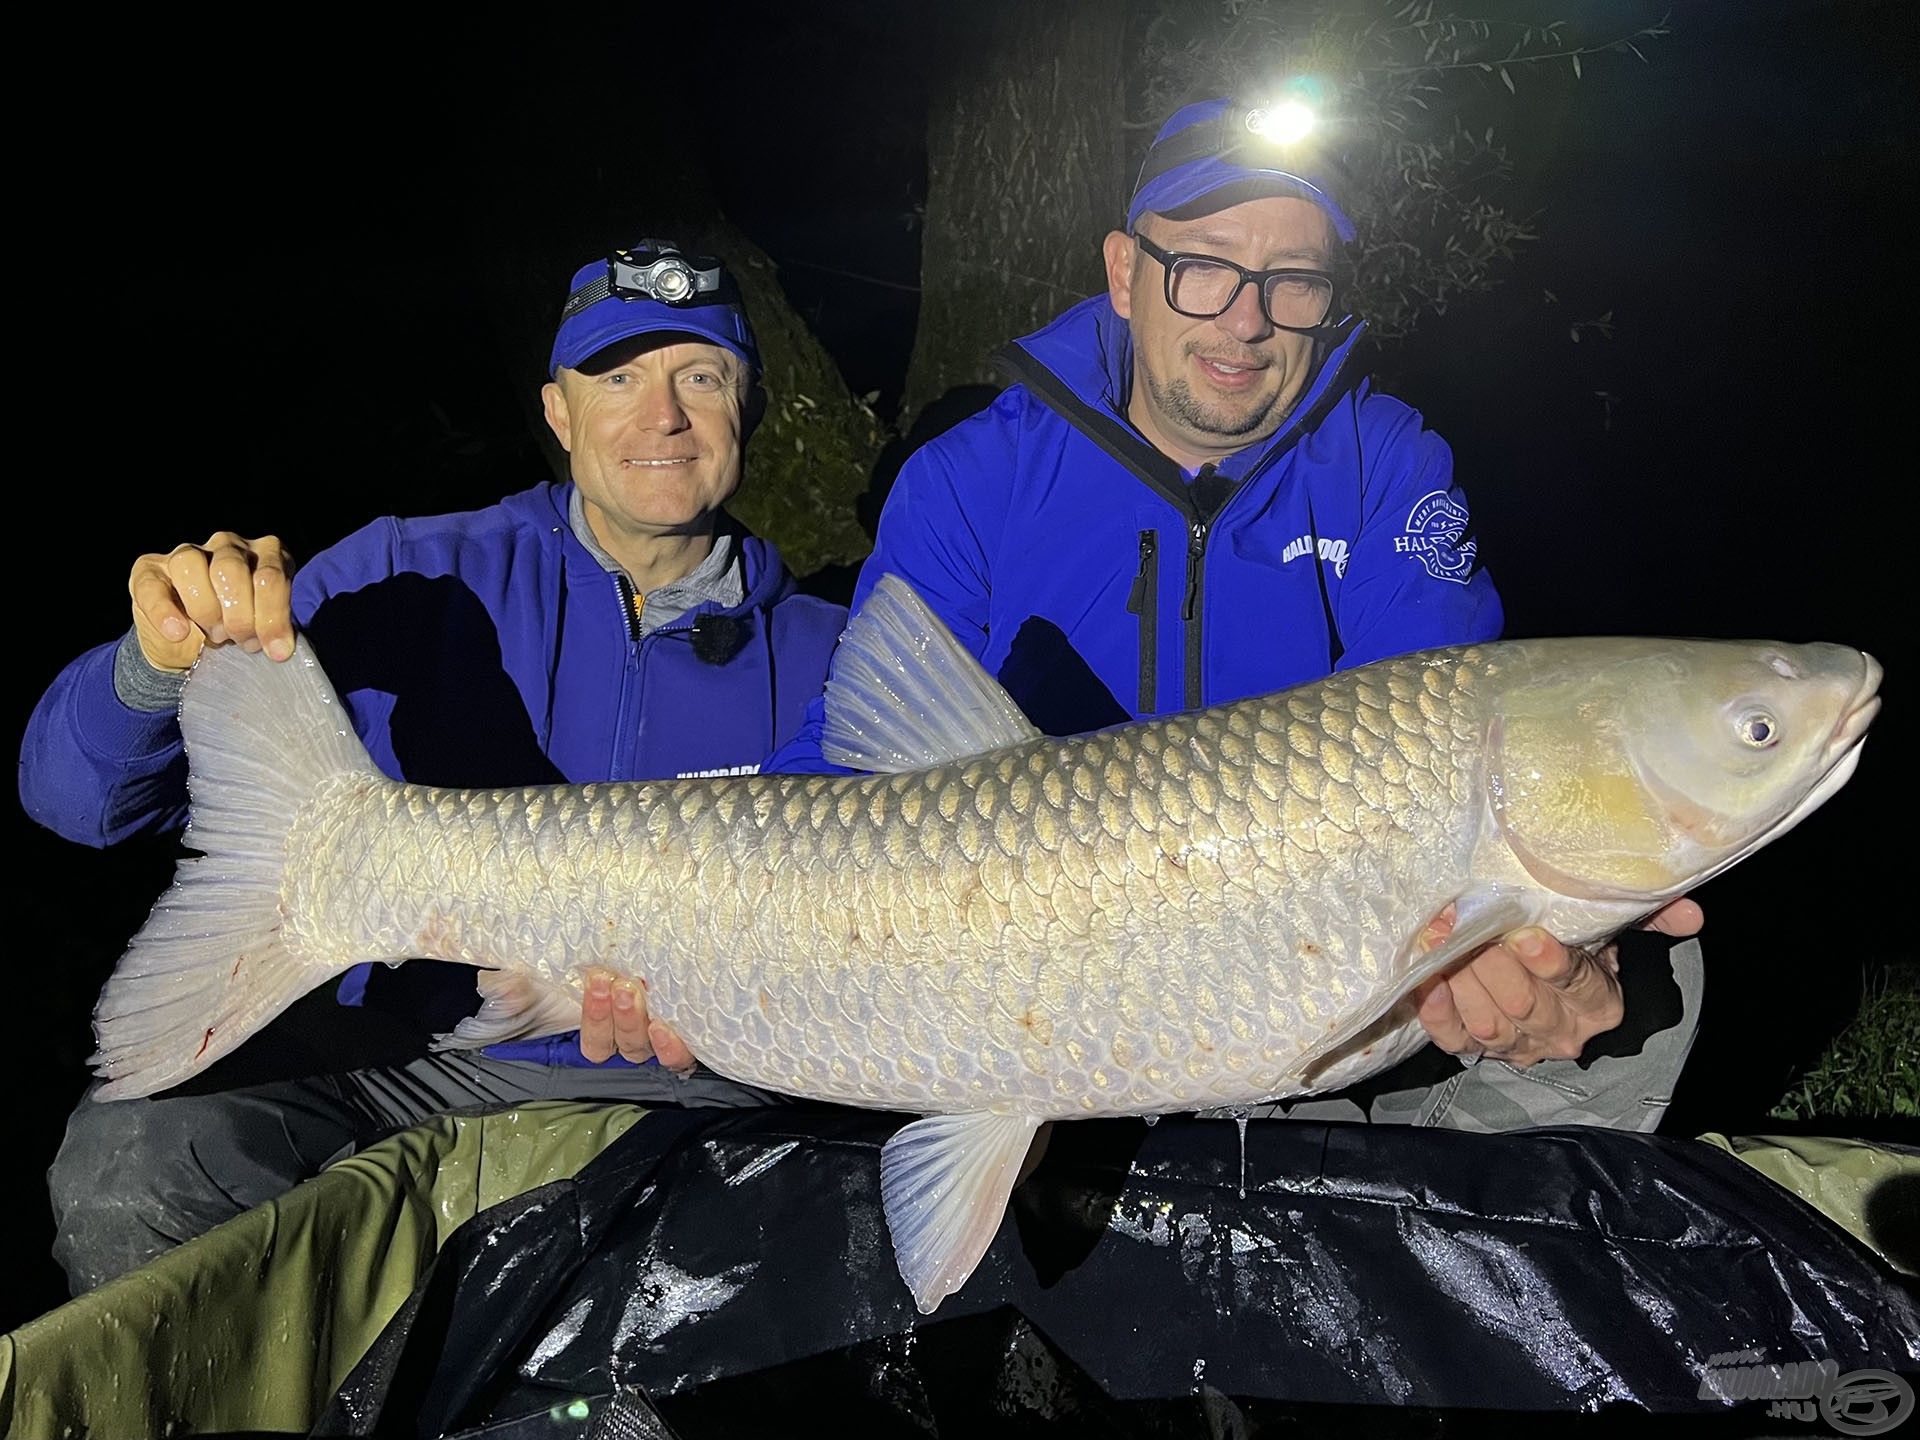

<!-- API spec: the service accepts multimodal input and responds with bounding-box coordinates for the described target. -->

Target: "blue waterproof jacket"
[21,480,846,1066]
[769,297,1502,772]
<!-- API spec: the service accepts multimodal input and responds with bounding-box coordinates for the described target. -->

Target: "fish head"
[1484,639,1880,904]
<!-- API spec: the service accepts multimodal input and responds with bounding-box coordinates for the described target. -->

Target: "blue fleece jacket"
[767,297,1502,772]
[20,480,846,1066]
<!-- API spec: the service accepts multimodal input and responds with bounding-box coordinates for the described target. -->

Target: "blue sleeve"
[762,429,1002,774]
[759,690,850,776]
[18,520,412,849]
[18,640,189,847]
[1332,408,1503,670]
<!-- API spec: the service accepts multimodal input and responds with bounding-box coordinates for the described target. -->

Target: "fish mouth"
[1826,652,1881,759]
[1771,652,1880,839]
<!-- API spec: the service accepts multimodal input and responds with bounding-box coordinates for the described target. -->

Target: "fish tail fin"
[90,638,380,1101]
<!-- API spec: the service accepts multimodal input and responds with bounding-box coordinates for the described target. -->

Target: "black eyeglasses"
[1133,234,1350,336]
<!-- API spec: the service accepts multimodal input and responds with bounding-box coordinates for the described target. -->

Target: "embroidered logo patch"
[1395,490,1477,584]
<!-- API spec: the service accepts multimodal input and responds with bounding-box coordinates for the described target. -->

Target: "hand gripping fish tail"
[85,572,1883,1314]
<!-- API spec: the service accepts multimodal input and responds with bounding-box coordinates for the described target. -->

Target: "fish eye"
[1738,711,1779,748]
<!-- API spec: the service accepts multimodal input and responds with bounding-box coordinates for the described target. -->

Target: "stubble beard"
[1142,361,1285,444]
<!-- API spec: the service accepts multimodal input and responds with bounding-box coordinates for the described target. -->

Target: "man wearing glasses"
[770,96,1704,1130]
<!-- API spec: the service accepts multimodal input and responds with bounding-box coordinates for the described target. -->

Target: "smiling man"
[24,242,846,1293]
[768,97,1706,1132]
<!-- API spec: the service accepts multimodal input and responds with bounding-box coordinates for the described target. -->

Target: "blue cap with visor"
[549,239,761,378]
[1126,97,1356,241]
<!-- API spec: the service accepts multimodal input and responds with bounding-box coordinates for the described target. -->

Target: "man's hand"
[578,967,696,1070]
[129,532,296,671]
[1413,898,1703,1067]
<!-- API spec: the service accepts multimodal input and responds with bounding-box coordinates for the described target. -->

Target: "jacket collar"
[528,481,796,621]
[1000,294,1368,481]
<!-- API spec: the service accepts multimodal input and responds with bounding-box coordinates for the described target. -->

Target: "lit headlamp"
[1133,100,1323,192]
[560,239,724,320]
[1243,100,1316,145]
[1126,87,1355,241]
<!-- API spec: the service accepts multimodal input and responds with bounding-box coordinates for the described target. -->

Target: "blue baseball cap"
[549,240,761,378]
[1126,97,1356,242]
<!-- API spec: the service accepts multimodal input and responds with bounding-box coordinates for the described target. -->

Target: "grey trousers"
[49,940,1703,1297]
[48,1051,774,1297]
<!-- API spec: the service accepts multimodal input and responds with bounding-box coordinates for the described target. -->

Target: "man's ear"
[540,379,574,452]
[1102,230,1137,320]
[740,382,768,442]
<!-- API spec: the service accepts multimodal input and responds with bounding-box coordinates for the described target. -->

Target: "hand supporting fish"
[1412,898,1702,1066]
[577,967,694,1070]
[90,573,1879,1314]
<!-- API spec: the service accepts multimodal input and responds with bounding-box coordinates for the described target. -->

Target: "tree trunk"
[901,0,1131,424]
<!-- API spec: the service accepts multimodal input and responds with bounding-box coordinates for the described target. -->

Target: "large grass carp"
[88,575,1879,1311]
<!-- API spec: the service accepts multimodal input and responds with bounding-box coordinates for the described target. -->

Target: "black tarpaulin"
[314,1109,1920,1438]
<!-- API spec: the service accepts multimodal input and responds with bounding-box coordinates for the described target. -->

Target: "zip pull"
[1181,520,1209,621]
[1126,530,1157,612]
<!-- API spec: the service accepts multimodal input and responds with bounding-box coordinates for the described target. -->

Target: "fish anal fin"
[432,969,581,1050]
[823,574,1042,773]
[1289,887,1535,1086]
[880,1110,1043,1314]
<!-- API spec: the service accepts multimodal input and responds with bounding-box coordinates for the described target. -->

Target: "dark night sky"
[5,1,1915,1325]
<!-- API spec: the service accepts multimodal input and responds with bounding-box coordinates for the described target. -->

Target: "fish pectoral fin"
[431,969,581,1050]
[1288,887,1535,1085]
[822,574,1042,772]
[880,1110,1043,1315]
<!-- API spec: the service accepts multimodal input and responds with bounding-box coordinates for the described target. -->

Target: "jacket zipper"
[610,575,643,779]
[614,574,643,644]
[1124,530,1158,712]
[1181,507,1210,710]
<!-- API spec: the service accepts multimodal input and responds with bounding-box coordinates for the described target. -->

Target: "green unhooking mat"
[0,1101,645,1439]
[1,1112,1912,1438]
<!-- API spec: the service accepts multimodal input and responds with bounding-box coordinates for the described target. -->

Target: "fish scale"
[268,652,1479,1119]
[88,574,1878,1312]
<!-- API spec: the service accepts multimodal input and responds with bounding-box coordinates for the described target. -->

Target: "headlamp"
[1243,100,1316,145]
[559,239,724,321]
[1135,102,1323,193]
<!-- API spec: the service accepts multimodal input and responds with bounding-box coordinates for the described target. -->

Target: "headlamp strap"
[560,275,619,320]
[1133,111,1245,190]
[560,245,723,318]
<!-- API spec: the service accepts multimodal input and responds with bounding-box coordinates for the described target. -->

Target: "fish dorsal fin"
[880,1110,1044,1313]
[823,574,1041,773]
[1287,886,1534,1086]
